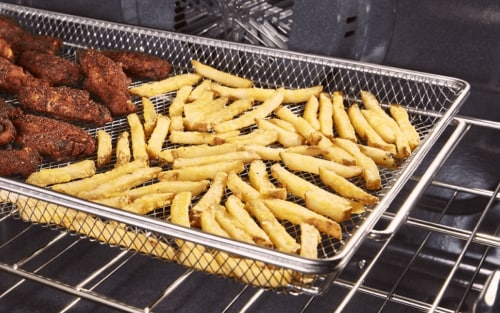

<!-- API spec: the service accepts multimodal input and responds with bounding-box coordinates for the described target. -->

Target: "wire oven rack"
[0,2,472,301]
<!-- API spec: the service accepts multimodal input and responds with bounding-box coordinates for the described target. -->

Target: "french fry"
[108,180,210,200]
[146,114,170,160]
[303,95,320,130]
[347,103,396,153]
[169,85,192,118]
[319,167,379,205]
[142,97,157,137]
[279,151,362,178]
[318,92,334,138]
[274,105,323,145]
[127,113,149,162]
[170,115,184,132]
[286,145,323,156]
[248,160,287,199]
[243,144,284,161]
[255,118,303,147]
[224,195,273,247]
[215,210,255,245]
[129,73,202,97]
[169,130,239,145]
[389,103,421,150]
[212,89,284,133]
[187,78,213,101]
[320,144,358,166]
[183,96,228,122]
[332,138,381,190]
[173,150,260,168]
[191,172,227,216]
[121,192,173,215]
[77,166,162,200]
[204,98,254,123]
[264,198,342,240]
[268,118,296,133]
[211,83,322,103]
[159,160,244,181]
[245,199,300,253]
[192,60,253,88]
[159,142,240,163]
[300,223,321,259]
[26,159,96,187]
[332,91,357,142]
[226,171,261,202]
[357,144,397,168]
[96,129,112,168]
[361,109,396,144]
[270,163,352,222]
[224,129,278,146]
[170,191,192,228]
[115,131,131,167]
[51,160,148,195]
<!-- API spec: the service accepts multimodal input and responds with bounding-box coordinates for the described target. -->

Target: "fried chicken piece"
[17,51,82,86]
[0,98,17,146]
[12,34,63,56]
[0,15,62,56]
[101,50,171,80]
[12,113,96,162]
[17,84,112,126]
[0,146,42,177]
[78,49,136,116]
[0,38,14,62]
[0,56,44,94]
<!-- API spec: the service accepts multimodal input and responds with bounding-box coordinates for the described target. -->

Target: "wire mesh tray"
[0,3,469,295]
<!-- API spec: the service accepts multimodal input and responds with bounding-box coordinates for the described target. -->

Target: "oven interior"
[0,1,499,312]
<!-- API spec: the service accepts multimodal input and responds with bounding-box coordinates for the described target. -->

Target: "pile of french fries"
[12,59,421,288]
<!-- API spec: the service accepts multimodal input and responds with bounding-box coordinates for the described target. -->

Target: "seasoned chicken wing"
[0,56,44,94]
[78,49,136,116]
[12,113,96,162]
[17,50,82,86]
[101,50,171,80]
[0,146,41,177]
[17,84,112,126]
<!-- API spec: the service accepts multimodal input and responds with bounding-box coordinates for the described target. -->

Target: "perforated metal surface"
[0,3,469,295]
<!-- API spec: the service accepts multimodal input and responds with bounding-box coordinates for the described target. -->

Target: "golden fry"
[96,129,112,168]
[389,103,421,150]
[212,89,284,133]
[110,180,210,200]
[169,130,239,145]
[173,150,259,168]
[255,118,303,147]
[211,83,322,103]
[347,103,396,153]
[318,92,334,138]
[224,195,273,247]
[115,131,131,167]
[127,113,149,162]
[300,223,321,259]
[77,166,162,200]
[245,199,300,253]
[226,171,261,202]
[121,192,173,215]
[26,160,96,187]
[243,144,284,161]
[279,151,362,178]
[332,91,357,142]
[224,129,278,146]
[169,85,192,118]
[361,109,396,144]
[160,143,240,163]
[147,114,170,160]
[274,105,322,145]
[215,210,255,244]
[159,160,244,181]
[51,160,148,195]
[187,79,213,101]
[270,163,352,222]
[129,73,202,97]
[248,160,287,199]
[320,144,357,166]
[319,167,379,205]
[357,144,396,168]
[303,95,320,130]
[264,198,342,239]
[192,60,253,88]
[333,138,381,190]
[170,191,192,228]
[142,97,157,137]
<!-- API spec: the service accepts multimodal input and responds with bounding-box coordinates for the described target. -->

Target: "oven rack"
[1,114,498,313]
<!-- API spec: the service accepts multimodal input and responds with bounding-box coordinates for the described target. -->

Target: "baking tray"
[0,3,469,295]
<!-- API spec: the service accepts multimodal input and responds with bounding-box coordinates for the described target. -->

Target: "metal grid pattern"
[0,3,470,295]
